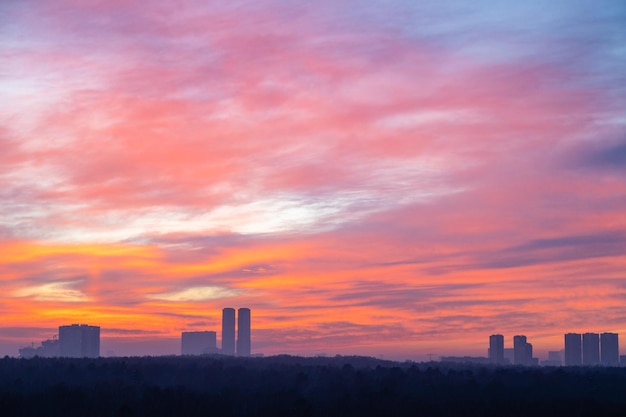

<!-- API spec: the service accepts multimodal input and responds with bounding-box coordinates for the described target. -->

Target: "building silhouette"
[222,308,236,355]
[564,333,582,366]
[237,307,251,357]
[513,335,533,366]
[18,337,59,358]
[59,324,100,358]
[181,331,217,355]
[548,350,562,366]
[600,332,619,365]
[489,334,504,364]
[504,348,514,364]
[582,333,600,365]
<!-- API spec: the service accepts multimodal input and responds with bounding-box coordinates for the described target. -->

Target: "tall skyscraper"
[513,335,532,366]
[564,333,582,366]
[59,324,100,358]
[181,331,217,355]
[59,325,82,358]
[222,308,236,355]
[600,332,619,365]
[489,334,504,365]
[237,307,251,357]
[582,333,600,365]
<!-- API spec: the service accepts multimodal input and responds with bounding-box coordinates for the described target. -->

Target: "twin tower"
[222,307,251,356]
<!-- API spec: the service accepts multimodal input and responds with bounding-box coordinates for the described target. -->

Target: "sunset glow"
[1,0,625,359]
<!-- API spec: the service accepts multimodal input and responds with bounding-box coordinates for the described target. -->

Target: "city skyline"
[1,1,625,359]
[15,318,624,364]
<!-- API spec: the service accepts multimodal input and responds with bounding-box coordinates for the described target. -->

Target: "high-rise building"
[222,308,236,355]
[59,324,100,358]
[81,325,100,358]
[600,332,619,365]
[513,335,533,366]
[564,333,582,366]
[181,331,217,355]
[59,325,82,358]
[489,334,504,365]
[582,333,600,365]
[237,307,251,357]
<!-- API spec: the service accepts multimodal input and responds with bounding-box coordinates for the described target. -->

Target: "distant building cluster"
[19,324,100,359]
[479,332,621,367]
[486,334,538,366]
[18,309,253,359]
[564,332,619,366]
[442,332,622,367]
[181,307,251,357]
[18,337,59,358]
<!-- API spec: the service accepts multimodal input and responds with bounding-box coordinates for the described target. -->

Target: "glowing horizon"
[1,0,625,360]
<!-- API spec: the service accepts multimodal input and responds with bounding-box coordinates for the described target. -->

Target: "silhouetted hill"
[2,355,626,416]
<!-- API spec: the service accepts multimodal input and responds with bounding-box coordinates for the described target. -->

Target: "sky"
[1,0,625,360]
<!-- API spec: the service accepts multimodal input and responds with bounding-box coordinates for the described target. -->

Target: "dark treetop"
[2,355,626,417]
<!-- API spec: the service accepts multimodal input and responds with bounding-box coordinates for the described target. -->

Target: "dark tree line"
[2,355,626,416]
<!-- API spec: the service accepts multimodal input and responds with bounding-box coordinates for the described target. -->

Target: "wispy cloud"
[147,286,241,302]
[13,281,89,302]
